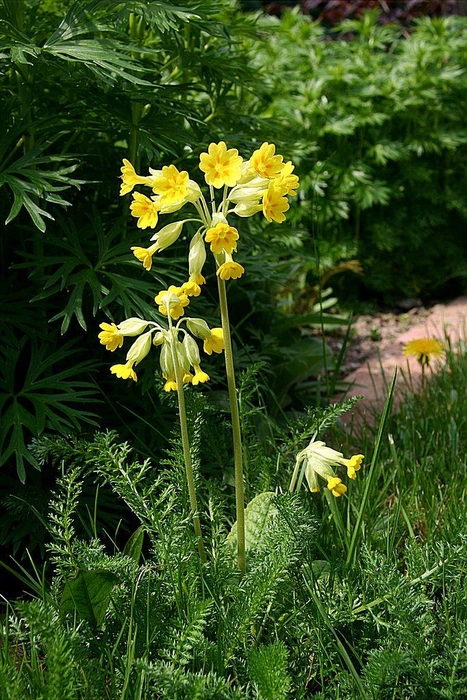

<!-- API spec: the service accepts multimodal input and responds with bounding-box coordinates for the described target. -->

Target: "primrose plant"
[98,141,364,573]
[98,141,299,573]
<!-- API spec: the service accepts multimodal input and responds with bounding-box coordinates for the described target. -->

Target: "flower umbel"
[402,337,445,366]
[292,440,364,497]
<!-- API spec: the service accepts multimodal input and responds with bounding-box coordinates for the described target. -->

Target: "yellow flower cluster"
[100,141,298,390]
[294,440,364,497]
[98,307,224,388]
[120,141,299,285]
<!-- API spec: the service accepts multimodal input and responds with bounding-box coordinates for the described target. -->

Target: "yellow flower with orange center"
[154,286,190,320]
[151,165,190,206]
[205,222,239,255]
[130,192,160,229]
[250,142,284,179]
[217,260,245,281]
[199,141,243,189]
[273,161,300,197]
[262,182,290,223]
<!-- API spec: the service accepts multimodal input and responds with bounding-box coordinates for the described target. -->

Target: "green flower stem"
[167,324,207,564]
[217,276,246,576]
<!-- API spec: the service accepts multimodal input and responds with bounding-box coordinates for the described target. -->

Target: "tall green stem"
[167,323,206,563]
[217,277,246,576]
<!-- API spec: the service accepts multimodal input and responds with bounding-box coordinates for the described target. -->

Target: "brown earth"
[331,296,467,427]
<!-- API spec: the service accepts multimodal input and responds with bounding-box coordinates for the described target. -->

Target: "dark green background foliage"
[1,0,467,550]
[251,9,467,303]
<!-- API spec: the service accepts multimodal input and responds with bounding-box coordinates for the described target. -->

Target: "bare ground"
[330,296,467,426]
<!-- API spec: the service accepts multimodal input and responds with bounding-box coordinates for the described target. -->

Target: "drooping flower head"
[119,142,299,288]
[216,259,245,281]
[295,439,364,497]
[402,338,445,366]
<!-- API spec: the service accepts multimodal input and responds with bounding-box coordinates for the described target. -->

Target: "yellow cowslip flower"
[205,222,239,255]
[154,286,189,320]
[402,338,445,366]
[295,439,364,497]
[192,365,210,385]
[232,200,263,218]
[151,165,190,206]
[199,141,243,189]
[327,477,347,498]
[203,328,224,355]
[342,454,364,480]
[110,361,137,382]
[163,375,177,392]
[250,142,284,179]
[119,159,153,196]
[130,192,160,229]
[181,272,206,297]
[262,182,290,223]
[273,161,299,197]
[131,242,160,271]
[126,331,153,365]
[217,260,245,281]
[98,322,124,351]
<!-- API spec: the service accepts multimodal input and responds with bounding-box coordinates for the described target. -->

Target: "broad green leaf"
[226,491,278,554]
[60,569,120,627]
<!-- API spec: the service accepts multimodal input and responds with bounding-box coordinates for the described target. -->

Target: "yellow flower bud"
[186,318,211,340]
[183,333,201,367]
[117,318,149,336]
[149,221,184,250]
[126,331,152,365]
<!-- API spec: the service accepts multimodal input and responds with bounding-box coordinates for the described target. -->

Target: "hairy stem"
[167,322,207,563]
[217,276,246,576]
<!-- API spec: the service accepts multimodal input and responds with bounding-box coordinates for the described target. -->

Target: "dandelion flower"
[402,338,445,366]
